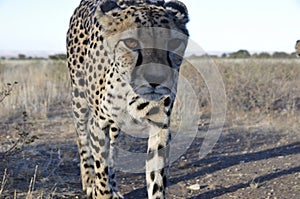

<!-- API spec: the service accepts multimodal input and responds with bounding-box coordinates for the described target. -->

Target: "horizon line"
[0,49,296,58]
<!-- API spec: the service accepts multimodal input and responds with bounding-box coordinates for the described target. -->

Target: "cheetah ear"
[100,0,121,14]
[164,0,189,24]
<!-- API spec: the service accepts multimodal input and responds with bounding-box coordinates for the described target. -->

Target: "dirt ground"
[0,105,299,199]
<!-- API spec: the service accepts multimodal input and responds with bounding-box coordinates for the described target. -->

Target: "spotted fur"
[66,0,189,198]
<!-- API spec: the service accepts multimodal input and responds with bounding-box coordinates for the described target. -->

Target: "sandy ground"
[0,106,299,199]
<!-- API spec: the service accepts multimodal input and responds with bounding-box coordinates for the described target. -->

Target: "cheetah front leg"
[146,125,171,199]
[71,87,95,197]
[108,124,123,198]
[89,119,122,199]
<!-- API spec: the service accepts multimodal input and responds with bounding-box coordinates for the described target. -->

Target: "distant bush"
[18,54,26,59]
[290,52,298,57]
[272,52,291,58]
[48,54,67,60]
[252,52,271,58]
[221,53,227,58]
[229,50,251,58]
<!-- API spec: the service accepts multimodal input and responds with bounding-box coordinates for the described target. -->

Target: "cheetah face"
[111,28,188,101]
[99,1,189,101]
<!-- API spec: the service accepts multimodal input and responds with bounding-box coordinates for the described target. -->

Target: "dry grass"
[0,57,299,136]
[181,58,300,130]
[218,58,300,131]
[1,58,299,123]
[0,59,71,120]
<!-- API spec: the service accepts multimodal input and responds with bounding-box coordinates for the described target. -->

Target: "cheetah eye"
[123,38,140,50]
[168,38,183,51]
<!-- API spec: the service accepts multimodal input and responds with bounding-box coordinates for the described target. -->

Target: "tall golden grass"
[0,59,71,120]
[0,58,299,129]
[181,58,300,130]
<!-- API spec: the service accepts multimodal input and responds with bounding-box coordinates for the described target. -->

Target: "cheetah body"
[66,0,189,198]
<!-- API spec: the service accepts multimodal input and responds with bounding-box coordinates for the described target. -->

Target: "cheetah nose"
[144,73,166,87]
[149,83,160,88]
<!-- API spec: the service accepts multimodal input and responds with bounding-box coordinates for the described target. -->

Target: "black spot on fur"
[111,173,115,179]
[80,108,87,114]
[135,17,141,23]
[84,163,93,169]
[96,160,101,168]
[79,56,84,63]
[99,139,105,146]
[160,169,164,177]
[104,166,109,175]
[166,110,171,116]
[83,39,88,45]
[79,78,85,86]
[150,171,155,181]
[129,100,136,106]
[164,97,171,107]
[160,19,169,24]
[158,144,164,151]
[137,102,150,110]
[100,182,106,187]
[111,127,118,132]
[152,183,159,195]
[163,175,167,188]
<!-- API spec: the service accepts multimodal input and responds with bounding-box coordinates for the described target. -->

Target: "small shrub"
[0,84,38,159]
[0,82,18,103]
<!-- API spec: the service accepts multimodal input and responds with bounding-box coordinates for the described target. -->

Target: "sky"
[0,0,299,55]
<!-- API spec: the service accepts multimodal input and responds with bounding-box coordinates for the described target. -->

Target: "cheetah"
[66,0,189,198]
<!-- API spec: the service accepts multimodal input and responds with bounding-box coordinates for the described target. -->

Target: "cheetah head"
[98,0,189,101]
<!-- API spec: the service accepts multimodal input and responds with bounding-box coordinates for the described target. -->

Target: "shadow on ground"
[0,126,299,198]
[124,130,299,198]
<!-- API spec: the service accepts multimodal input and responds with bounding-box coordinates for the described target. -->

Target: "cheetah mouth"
[135,86,171,101]
[140,93,164,101]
